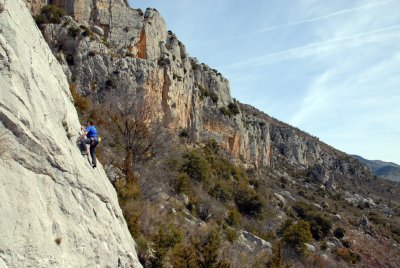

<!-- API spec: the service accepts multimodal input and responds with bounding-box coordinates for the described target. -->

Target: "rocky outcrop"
[35,3,272,167]
[0,0,141,267]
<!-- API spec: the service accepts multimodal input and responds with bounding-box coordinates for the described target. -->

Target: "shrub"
[175,172,190,194]
[283,220,313,255]
[334,248,361,264]
[154,224,182,250]
[231,165,246,181]
[204,139,219,154]
[79,25,92,37]
[228,102,240,115]
[68,26,81,38]
[225,208,239,226]
[234,185,264,218]
[209,182,232,202]
[225,227,239,243]
[171,243,198,268]
[219,103,240,117]
[182,150,211,183]
[307,213,332,240]
[115,178,141,201]
[34,5,65,25]
[192,228,231,268]
[197,85,218,103]
[266,240,293,268]
[210,157,232,181]
[219,107,231,116]
[198,84,206,99]
[196,200,212,221]
[151,224,183,267]
[333,227,346,239]
[292,201,314,218]
[277,219,294,237]
[210,92,219,103]
[292,201,332,240]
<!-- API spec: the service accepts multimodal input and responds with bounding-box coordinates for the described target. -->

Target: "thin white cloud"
[291,53,400,125]
[289,49,400,162]
[253,1,393,34]
[220,0,394,43]
[220,24,400,69]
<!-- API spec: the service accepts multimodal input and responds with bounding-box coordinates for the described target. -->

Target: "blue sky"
[130,0,400,165]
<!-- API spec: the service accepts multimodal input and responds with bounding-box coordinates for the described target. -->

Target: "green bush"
[175,172,190,194]
[198,84,206,99]
[219,107,231,116]
[308,213,332,240]
[182,150,211,183]
[283,220,313,255]
[198,85,219,103]
[79,25,93,37]
[204,139,219,154]
[292,201,332,240]
[228,102,240,115]
[292,201,314,218]
[192,229,231,268]
[210,157,232,181]
[172,243,199,268]
[210,92,219,103]
[151,224,183,267]
[231,165,246,181]
[209,182,232,202]
[225,227,239,243]
[234,185,264,218]
[225,209,239,226]
[68,26,81,38]
[277,219,294,237]
[266,240,293,268]
[34,5,65,25]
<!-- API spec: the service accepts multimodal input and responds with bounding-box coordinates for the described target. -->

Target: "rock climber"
[79,120,98,168]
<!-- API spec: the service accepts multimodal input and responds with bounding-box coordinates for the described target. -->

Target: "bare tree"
[98,74,165,180]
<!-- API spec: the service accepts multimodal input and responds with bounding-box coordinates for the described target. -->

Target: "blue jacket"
[85,125,97,139]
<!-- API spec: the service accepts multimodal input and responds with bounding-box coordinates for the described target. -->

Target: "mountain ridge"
[352,155,400,182]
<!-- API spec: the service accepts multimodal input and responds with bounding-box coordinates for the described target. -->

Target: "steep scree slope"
[0,0,141,267]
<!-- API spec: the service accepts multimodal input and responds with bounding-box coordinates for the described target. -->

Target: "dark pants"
[79,138,98,166]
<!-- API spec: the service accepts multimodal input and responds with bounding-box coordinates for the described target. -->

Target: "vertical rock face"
[0,0,141,267]
[35,1,272,166]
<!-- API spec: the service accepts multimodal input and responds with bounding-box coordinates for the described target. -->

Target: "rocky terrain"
[0,0,141,267]
[352,155,400,182]
[1,0,399,267]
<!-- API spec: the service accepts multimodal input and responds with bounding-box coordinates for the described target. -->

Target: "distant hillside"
[352,155,400,182]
